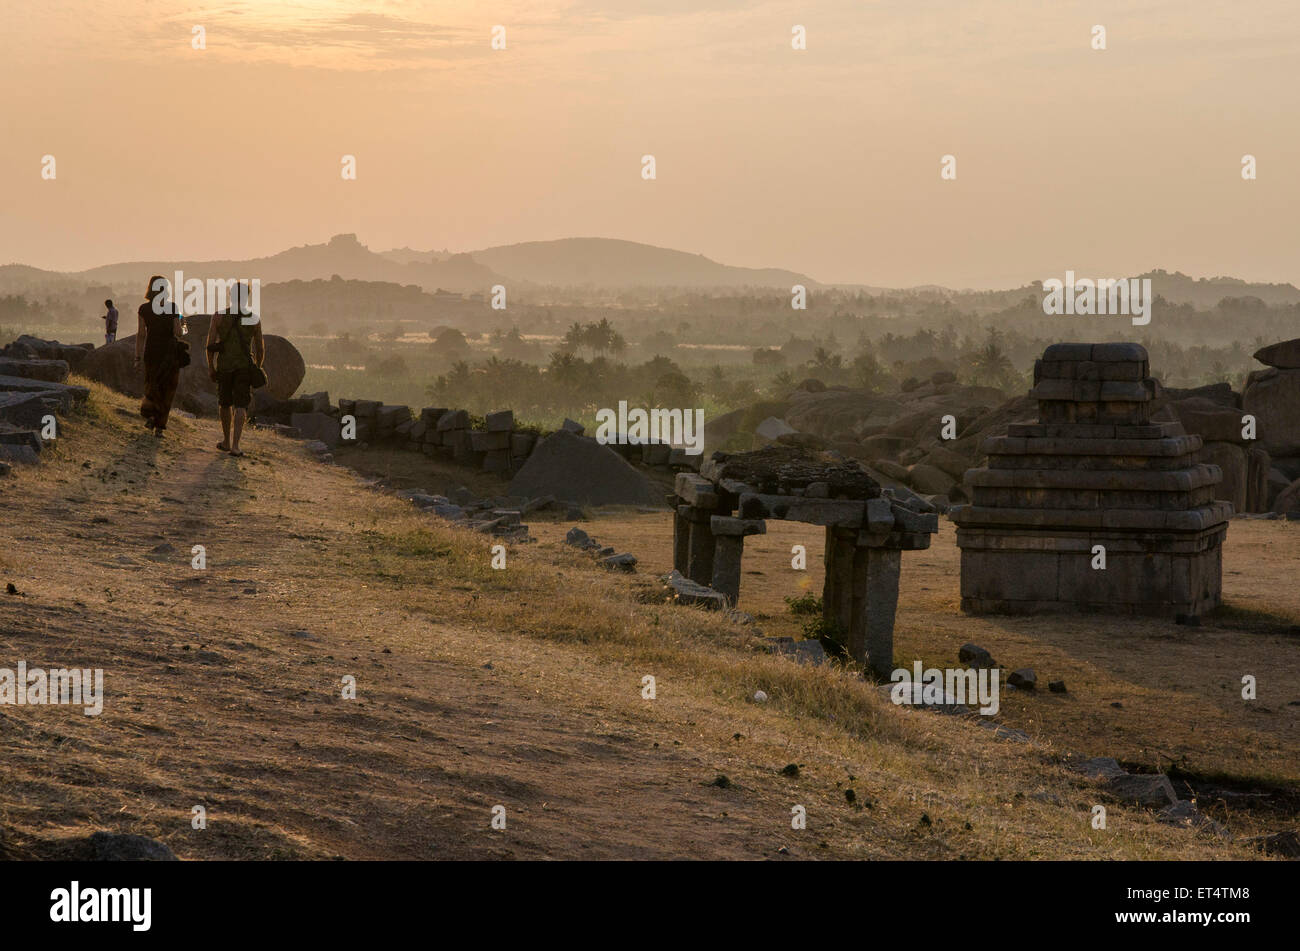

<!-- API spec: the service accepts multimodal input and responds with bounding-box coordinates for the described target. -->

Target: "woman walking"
[135,275,183,435]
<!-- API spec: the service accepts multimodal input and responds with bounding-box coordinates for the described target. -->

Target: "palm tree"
[547,350,582,387]
[967,335,1014,389]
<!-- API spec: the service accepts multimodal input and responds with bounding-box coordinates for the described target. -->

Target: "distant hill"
[4,236,1296,302]
[65,234,504,295]
[1140,270,1300,308]
[468,237,817,289]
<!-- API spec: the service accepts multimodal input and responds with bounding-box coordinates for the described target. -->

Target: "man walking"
[205,283,265,457]
[102,299,118,345]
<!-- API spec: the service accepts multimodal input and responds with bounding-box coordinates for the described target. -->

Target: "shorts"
[105,332,116,344]
[217,369,252,409]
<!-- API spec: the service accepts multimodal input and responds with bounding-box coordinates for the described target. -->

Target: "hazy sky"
[2,1,1297,287]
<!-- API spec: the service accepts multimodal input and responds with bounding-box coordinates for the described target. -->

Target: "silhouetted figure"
[136,276,182,436]
[101,299,118,345]
[206,282,265,457]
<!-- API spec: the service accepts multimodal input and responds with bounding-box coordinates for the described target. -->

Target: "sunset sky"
[2,0,1297,287]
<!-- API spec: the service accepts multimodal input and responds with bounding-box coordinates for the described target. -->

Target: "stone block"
[738,493,866,527]
[377,405,410,428]
[510,432,536,457]
[709,516,766,537]
[470,430,511,452]
[437,409,470,431]
[662,570,726,610]
[675,472,719,508]
[643,442,671,465]
[482,449,512,472]
[485,409,514,431]
[290,412,341,449]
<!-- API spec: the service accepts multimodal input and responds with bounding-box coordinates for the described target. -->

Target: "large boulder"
[703,407,748,447]
[948,394,1037,459]
[1275,477,1300,514]
[2,335,94,370]
[81,315,305,416]
[1267,467,1292,509]
[1168,397,1248,444]
[1161,381,1238,406]
[1243,368,1300,457]
[1199,441,1246,511]
[1253,338,1300,370]
[784,389,903,439]
[0,358,69,383]
[1246,446,1271,513]
[907,462,955,496]
[918,444,973,479]
[508,429,658,506]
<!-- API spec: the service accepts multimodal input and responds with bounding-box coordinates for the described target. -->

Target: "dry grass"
[0,378,1292,860]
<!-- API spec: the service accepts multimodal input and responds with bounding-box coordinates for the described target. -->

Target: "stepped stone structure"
[952,343,1230,617]
[671,446,939,678]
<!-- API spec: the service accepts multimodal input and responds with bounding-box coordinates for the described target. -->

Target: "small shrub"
[784,592,822,616]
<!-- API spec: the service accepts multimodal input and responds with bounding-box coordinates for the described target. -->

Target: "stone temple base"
[957,525,1226,615]
[953,342,1230,619]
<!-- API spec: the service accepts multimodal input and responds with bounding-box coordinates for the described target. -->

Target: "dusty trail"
[0,410,859,860]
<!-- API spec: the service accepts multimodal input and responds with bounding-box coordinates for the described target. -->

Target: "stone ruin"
[0,336,93,473]
[671,446,939,678]
[952,343,1230,617]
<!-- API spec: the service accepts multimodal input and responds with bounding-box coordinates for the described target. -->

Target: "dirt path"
[0,410,861,859]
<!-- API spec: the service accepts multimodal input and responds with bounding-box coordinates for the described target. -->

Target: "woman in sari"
[135,275,183,435]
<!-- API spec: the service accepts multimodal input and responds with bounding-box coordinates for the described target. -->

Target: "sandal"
[216,442,231,452]
[228,449,245,457]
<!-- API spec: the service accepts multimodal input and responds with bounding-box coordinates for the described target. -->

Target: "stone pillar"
[680,505,716,585]
[709,516,765,605]
[711,536,745,605]
[822,527,856,639]
[847,546,901,680]
[672,499,690,574]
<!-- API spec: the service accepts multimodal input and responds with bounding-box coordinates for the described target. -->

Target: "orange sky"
[2,1,1297,287]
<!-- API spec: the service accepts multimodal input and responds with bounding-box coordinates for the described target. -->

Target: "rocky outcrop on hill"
[1,335,94,370]
[0,337,93,474]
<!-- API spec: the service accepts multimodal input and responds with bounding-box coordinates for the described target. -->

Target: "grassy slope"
[0,379,1293,860]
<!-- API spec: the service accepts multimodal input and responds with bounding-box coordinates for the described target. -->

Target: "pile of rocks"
[0,336,92,474]
[707,373,1014,507]
[388,484,556,542]
[563,525,638,571]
